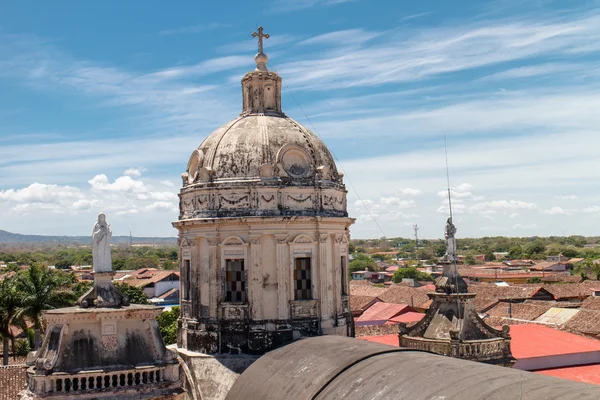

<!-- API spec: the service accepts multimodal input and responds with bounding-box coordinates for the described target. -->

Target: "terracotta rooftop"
[349,295,379,312]
[468,284,548,312]
[349,280,388,297]
[355,302,411,325]
[377,285,430,309]
[0,365,26,400]
[509,324,600,359]
[123,270,179,288]
[485,302,555,321]
[564,310,600,339]
[536,364,600,385]
[387,312,425,324]
[543,281,600,300]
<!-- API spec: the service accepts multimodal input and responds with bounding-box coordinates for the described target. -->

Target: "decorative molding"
[220,194,249,206]
[288,194,312,203]
[249,235,263,245]
[206,237,219,246]
[293,234,313,244]
[334,234,344,244]
[318,234,329,244]
[222,236,245,246]
[261,194,275,203]
[275,234,288,244]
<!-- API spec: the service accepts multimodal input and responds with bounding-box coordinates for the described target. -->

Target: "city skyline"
[1,0,599,238]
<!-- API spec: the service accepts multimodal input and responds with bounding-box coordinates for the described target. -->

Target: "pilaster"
[275,234,290,319]
[249,235,263,321]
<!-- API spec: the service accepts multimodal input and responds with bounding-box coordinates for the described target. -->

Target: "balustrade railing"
[31,367,167,394]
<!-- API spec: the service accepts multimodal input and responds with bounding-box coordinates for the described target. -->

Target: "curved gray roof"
[195,114,340,183]
[226,336,600,400]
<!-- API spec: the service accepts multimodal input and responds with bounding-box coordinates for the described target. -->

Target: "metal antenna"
[444,135,453,221]
[413,224,419,248]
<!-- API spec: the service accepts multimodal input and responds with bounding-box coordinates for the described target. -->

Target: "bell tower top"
[242,26,283,115]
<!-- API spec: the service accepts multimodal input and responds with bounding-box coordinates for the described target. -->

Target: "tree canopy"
[392,267,434,283]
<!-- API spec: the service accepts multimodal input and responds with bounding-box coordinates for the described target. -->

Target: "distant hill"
[0,229,177,245]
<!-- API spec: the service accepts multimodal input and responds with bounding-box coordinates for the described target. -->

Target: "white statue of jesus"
[92,212,112,272]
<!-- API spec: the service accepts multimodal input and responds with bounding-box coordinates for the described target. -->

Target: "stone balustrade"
[401,337,510,361]
[28,366,168,395]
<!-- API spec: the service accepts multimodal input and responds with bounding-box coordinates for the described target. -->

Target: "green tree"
[524,239,546,257]
[54,258,72,269]
[168,249,179,261]
[15,264,76,349]
[392,267,434,283]
[464,254,477,265]
[591,263,600,281]
[509,245,523,259]
[0,279,23,365]
[114,283,150,305]
[162,260,177,270]
[349,254,376,274]
[526,277,542,284]
[484,249,496,262]
[156,306,179,345]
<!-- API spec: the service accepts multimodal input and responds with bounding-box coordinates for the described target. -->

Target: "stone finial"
[252,26,270,71]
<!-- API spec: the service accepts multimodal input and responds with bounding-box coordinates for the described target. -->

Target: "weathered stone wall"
[355,324,401,337]
[177,348,258,400]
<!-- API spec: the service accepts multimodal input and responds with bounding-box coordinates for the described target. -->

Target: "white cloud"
[0,183,82,203]
[124,168,145,177]
[583,206,600,213]
[513,223,539,230]
[397,188,423,196]
[379,197,416,207]
[554,195,578,200]
[471,200,537,211]
[144,201,178,212]
[88,174,149,193]
[160,180,176,188]
[541,206,576,215]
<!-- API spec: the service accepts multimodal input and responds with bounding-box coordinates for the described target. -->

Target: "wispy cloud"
[271,0,357,12]
[276,12,600,90]
[159,22,227,36]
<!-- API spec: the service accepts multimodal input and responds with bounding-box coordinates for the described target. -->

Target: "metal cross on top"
[252,26,270,54]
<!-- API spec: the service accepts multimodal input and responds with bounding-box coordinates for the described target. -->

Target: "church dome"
[179,27,347,220]
[183,30,342,189]
[187,114,340,184]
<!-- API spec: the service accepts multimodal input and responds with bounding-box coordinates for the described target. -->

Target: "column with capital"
[318,233,333,329]
[207,236,219,319]
[275,234,290,320]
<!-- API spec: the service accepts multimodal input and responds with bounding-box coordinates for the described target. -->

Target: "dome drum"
[179,186,348,220]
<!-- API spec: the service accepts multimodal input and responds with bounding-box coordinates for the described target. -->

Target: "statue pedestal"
[78,272,129,308]
[23,305,183,399]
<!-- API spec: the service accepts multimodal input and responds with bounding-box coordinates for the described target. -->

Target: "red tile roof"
[355,302,411,324]
[0,365,26,400]
[387,312,425,324]
[535,364,600,385]
[349,280,388,297]
[349,295,380,313]
[509,324,600,359]
[358,334,398,347]
[377,285,430,309]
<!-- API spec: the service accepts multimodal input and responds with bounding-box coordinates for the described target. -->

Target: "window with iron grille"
[183,259,191,301]
[294,257,312,300]
[225,259,246,302]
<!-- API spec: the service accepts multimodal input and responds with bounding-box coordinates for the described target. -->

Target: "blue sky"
[1,0,600,238]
